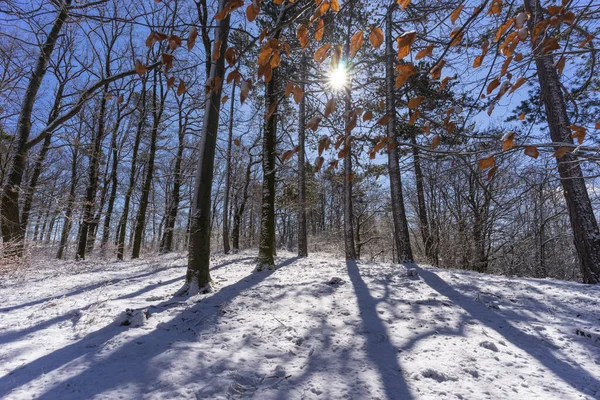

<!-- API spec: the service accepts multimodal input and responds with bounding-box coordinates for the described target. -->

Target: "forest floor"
[0,251,599,400]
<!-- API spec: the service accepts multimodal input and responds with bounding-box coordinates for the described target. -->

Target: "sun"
[329,63,348,90]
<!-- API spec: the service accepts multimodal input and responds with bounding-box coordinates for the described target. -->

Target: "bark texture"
[525,0,600,283]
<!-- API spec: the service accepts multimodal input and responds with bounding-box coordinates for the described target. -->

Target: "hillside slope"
[1,252,599,399]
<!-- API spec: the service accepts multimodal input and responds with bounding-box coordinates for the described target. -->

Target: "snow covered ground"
[1,251,599,399]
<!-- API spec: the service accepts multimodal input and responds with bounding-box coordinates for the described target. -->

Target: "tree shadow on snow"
[413,264,600,396]
[0,256,295,399]
[345,260,413,400]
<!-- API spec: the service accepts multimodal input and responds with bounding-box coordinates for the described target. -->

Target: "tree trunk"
[297,53,308,258]
[0,0,71,256]
[160,102,187,254]
[385,6,413,263]
[57,131,80,259]
[116,81,147,260]
[256,70,278,270]
[222,83,236,254]
[20,82,65,235]
[232,155,253,251]
[100,104,126,251]
[76,88,108,260]
[525,0,600,284]
[184,1,231,293]
[411,139,435,264]
[132,70,164,259]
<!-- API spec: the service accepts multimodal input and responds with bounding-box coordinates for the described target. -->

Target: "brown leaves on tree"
[569,125,586,144]
[397,31,416,60]
[524,145,539,159]
[487,0,502,15]
[395,63,415,88]
[369,27,384,49]
[146,31,168,47]
[307,116,322,131]
[246,0,260,22]
[324,97,337,117]
[135,60,147,76]
[177,79,186,96]
[315,19,325,42]
[350,31,364,58]
[478,156,495,170]
[297,24,309,48]
[166,76,175,90]
[313,156,325,173]
[553,146,569,158]
[293,85,304,104]
[187,27,198,51]
[543,38,560,54]
[415,44,433,60]
[508,76,527,94]
[318,136,331,155]
[431,134,441,149]
[501,131,515,151]
[397,0,411,10]
[376,113,392,125]
[281,149,296,163]
[407,96,423,109]
[215,0,243,20]
[314,43,331,64]
[450,5,463,24]
[430,59,445,80]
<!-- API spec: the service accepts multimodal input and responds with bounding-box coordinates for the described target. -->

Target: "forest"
[1,0,599,398]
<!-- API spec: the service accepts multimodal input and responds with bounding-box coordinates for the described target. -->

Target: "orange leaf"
[478,156,495,170]
[350,30,364,58]
[524,145,539,159]
[315,19,325,42]
[377,113,392,125]
[502,131,515,151]
[395,63,416,88]
[543,38,560,54]
[281,149,295,163]
[313,156,325,173]
[135,60,147,76]
[431,134,441,149]
[307,116,322,131]
[407,96,423,109]
[450,5,464,24]
[553,146,569,158]
[362,110,373,122]
[397,0,411,9]
[487,77,500,94]
[508,76,527,94]
[177,79,186,96]
[487,0,502,15]
[324,98,337,117]
[187,27,198,51]
[430,59,445,80]
[246,1,260,22]
[293,85,304,104]
[415,44,433,60]
[369,27,384,49]
[314,43,331,64]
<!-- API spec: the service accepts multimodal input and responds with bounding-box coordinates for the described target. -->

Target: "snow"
[1,251,599,399]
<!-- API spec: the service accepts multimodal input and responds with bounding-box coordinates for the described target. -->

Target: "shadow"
[209,256,254,271]
[0,255,297,399]
[414,264,600,395]
[346,260,413,400]
[0,263,184,314]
